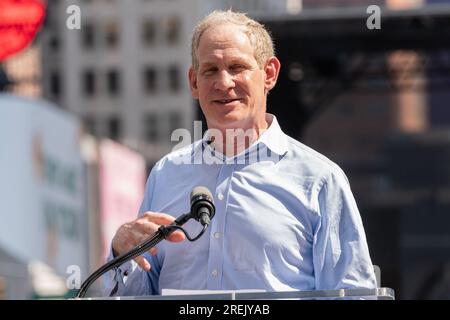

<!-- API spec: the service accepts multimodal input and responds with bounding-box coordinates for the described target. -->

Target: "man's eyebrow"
[199,53,254,70]
[201,56,251,67]
[200,62,217,68]
[228,58,251,65]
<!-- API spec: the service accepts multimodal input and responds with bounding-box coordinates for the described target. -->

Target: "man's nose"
[214,70,235,91]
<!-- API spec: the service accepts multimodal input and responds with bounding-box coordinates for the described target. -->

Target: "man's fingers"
[167,230,186,242]
[137,221,185,242]
[113,212,185,258]
[134,256,151,272]
[149,247,158,256]
[133,219,160,236]
[142,212,177,225]
[137,212,186,242]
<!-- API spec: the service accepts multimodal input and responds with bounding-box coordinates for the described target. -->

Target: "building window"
[49,35,60,51]
[165,16,180,45]
[82,70,96,96]
[142,19,156,45]
[104,21,120,48]
[108,116,121,140]
[144,113,159,142]
[143,67,157,93]
[169,111,182,134]
[50,71,61,97]
[82,23,95,49]
[106,69,120,96]
[168,65,180,92]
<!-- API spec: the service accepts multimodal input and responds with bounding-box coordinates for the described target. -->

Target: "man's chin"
[211,114,251,130]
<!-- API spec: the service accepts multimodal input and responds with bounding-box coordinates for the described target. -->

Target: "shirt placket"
[206,163,235,289]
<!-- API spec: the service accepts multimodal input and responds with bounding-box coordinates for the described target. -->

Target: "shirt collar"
[201,113,289,158]
[258,113,289,156]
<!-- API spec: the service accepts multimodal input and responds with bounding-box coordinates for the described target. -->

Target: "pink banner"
[99,140,146,260]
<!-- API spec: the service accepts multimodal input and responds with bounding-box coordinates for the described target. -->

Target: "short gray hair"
[191,10,275,70]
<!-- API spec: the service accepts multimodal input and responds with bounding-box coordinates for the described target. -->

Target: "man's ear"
[264,57,281,93]
[188,67,199,99]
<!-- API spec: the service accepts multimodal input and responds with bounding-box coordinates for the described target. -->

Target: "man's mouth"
[213,98,241,104]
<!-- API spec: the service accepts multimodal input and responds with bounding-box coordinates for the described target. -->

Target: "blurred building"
[303,50,428,199]
[381,131,450,299]
[0,95,87,299]
[0,247,30,299]
[220,0,388,15]
[41,0,217,167]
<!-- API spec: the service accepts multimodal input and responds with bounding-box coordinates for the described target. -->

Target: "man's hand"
[111,212,185,271]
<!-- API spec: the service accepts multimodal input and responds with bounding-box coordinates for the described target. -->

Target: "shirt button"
[214,232,221,239]
[211,269,218,277]
[217,193,224,200]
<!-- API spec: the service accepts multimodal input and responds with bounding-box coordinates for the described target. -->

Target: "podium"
[81,287,395,300]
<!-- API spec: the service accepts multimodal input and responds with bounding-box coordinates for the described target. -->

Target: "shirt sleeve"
[101,248,154,297]
[312,168,377,290]
[101,166,161,297]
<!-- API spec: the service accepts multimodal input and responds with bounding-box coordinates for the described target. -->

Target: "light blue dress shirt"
[103,114,377,296]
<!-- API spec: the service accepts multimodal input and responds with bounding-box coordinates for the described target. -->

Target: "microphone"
[190,186,215,226]
[75,186,215,298]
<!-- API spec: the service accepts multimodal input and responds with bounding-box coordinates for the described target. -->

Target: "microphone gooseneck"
[75,186,215,299]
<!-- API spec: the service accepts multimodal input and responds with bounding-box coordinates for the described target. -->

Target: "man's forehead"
[201,48,250,60]
[199,24,251,49]
[197,27,255,64]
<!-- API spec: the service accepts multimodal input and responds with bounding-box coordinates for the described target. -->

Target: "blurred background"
[1,0,450,299]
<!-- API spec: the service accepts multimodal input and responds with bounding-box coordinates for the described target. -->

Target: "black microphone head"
[190,186,215,225]
[190,186,213,204]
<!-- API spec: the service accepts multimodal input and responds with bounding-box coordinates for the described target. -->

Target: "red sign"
[0,0,46,61]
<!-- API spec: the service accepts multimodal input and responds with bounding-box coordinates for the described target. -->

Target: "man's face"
[189,24,280,131]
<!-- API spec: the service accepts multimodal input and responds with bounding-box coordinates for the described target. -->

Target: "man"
[103,10,377,296]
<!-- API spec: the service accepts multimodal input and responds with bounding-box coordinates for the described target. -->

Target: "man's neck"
[207,116,269,157]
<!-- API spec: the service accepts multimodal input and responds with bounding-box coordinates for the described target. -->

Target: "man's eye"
[203,68,216,75]
[231,65,245,71]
